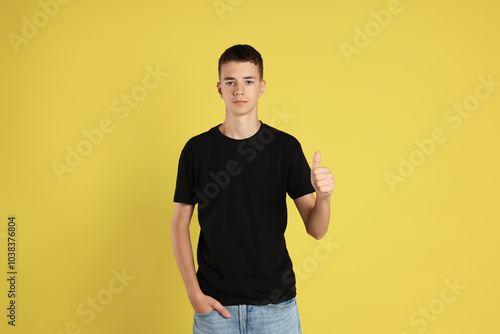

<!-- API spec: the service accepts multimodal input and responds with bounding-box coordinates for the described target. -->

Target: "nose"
[233,82,244,96]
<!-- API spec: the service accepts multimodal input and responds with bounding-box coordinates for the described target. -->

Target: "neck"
[219,113,261,140]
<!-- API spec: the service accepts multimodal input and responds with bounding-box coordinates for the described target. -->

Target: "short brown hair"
[218,44,263,80]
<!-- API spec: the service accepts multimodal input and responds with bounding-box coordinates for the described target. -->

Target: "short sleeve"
[173,140,197,204]
[286,137,315,199]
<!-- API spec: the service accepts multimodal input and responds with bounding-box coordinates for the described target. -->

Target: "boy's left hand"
[311,151,334,199]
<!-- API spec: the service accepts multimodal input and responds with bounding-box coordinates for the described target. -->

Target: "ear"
[217,82,223,98]
[259,79,266,97]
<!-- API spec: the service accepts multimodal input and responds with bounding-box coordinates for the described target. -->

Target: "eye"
[226,82,235,86]
[245,81,253,85]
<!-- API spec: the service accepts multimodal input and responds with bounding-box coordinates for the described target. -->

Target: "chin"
[229,108,251,115]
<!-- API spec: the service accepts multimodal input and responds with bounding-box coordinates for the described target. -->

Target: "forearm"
[170,223,203,298]
[171,213,230,317]
[306,195,331,240]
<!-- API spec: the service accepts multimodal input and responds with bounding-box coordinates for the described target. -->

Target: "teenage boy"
[171,44,334,334]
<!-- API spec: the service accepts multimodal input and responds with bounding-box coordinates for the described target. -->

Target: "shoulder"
[181,125,218,151]
[262,122,303,149]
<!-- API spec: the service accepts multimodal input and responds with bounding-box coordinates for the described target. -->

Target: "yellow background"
[1,0,499,333]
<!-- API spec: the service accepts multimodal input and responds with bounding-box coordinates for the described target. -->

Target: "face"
[217,61,266,117]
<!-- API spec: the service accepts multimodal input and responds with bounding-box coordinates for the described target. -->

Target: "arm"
[170,202,231,317]
[294,193,330,240]
[293,151,334,240]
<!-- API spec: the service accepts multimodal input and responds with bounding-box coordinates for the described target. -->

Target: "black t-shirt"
[173,120,315,306]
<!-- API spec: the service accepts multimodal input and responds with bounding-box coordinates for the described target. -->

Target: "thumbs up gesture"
[311,151,334,199]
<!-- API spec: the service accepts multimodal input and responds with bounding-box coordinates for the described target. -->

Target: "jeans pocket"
[194,309,217,317]
[265,297,296,310]
[193,309,233,334]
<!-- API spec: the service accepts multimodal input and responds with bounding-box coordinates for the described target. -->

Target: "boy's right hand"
[190,292,231,318]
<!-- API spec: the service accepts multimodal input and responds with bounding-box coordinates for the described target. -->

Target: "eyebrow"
[223,76,256,81]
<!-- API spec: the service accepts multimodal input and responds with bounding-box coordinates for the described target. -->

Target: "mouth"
[233,100,248,106]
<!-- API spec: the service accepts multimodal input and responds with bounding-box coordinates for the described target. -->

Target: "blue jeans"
[193,297,302,334]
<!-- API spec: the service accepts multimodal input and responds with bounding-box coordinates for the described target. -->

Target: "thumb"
[213,300,231,318]
[312,151,321,169]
